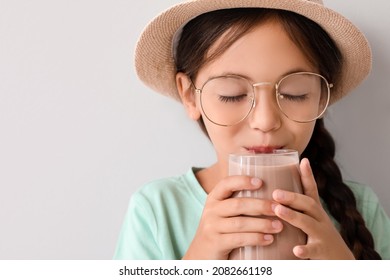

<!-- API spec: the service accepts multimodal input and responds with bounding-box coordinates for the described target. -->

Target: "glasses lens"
[277,73,330,122]
[200,76,254,126]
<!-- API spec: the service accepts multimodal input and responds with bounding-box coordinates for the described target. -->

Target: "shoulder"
[344,180,382,219]
[344,181,380,205]
[345,181,390,259]
[130,167,206,207]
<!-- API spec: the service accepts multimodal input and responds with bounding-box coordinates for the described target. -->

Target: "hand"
[272,158,355,260]
[182,176,283,259]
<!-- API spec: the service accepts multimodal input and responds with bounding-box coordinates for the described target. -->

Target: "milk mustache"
[228,150,307,260]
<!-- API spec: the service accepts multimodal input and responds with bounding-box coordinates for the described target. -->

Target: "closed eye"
[278,93,309,102]
[218,94,248,103]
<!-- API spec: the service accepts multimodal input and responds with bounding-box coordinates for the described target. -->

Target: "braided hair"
[302,119,381,259]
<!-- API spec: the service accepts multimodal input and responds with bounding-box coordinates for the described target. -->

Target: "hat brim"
[135,0,372,104]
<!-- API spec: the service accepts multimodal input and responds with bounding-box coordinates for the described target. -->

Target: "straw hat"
[135,0,372,104]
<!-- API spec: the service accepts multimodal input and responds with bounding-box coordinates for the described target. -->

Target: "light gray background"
[0,0,389,259]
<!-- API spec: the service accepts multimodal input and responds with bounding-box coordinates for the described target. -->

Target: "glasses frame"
[191,71,333,127]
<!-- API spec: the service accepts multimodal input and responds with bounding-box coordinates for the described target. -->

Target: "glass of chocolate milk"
[228,149,307,260]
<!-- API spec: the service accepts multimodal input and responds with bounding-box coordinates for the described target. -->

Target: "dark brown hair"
[175,8,381,259]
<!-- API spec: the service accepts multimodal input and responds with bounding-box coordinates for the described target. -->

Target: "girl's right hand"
[182,175,283,259]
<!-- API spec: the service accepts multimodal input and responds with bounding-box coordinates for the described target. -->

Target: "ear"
[176,72,201,121]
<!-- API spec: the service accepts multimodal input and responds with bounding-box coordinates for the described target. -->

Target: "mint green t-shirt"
[113,168,390,259]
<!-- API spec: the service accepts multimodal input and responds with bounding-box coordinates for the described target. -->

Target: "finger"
[217,197,276,217]
[217,216,283,234]
[210,176,262,201]
[272,189,323,221]
[300,158,320,203]
[223,232,275,250]
[273,204,319,236]
[293,245,311,260]
[294,243,355,260]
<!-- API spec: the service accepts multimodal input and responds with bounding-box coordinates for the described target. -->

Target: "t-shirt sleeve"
[113,192,162,260]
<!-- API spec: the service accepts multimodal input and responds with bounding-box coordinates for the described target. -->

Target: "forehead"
[199,20,315,82]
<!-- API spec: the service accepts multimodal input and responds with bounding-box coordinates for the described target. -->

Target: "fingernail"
[251,177,261,187]
[272,220,282,229]
[277,205,290,216]
[293,246,304,257]
[302,158,311,169]
[274,190,284,200]
[271,203,278,212]
[264,234,273,241]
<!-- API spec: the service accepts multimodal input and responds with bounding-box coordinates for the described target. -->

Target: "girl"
[114,0,390,260]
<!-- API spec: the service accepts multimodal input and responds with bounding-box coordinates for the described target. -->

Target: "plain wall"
[0,0,388,259]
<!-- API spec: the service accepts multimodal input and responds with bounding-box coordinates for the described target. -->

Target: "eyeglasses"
[191,72,332,126]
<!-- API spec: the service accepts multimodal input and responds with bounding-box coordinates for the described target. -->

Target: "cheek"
[294,123,315,154]
[204,124,227,145]
[203,121,241,151]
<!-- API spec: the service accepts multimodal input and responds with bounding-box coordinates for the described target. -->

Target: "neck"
[195,162,227,194]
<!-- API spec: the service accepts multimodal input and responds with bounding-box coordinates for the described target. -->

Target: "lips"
[245,146,283,153]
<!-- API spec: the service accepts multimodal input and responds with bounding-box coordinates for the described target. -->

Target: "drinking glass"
[228,150,307,260]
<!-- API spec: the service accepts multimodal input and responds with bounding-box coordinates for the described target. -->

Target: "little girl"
[114,0,390,259]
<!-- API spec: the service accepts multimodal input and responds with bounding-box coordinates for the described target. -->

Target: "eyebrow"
[207,67,314,82]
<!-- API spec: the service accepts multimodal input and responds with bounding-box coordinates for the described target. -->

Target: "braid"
[301,119,381,259]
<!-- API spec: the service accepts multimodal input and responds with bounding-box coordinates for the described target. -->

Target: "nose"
[248,85,282,132]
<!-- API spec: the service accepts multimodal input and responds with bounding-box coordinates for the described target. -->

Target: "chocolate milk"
[228,151,307,260]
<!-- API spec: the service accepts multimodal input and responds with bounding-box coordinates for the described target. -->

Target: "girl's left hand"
[272,158,355,260]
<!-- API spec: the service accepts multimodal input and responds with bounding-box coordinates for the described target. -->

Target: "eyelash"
[218,94,247,103]
[278,93,308,102]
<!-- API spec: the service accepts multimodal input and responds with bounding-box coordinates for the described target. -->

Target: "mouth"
[244,146,284,154]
